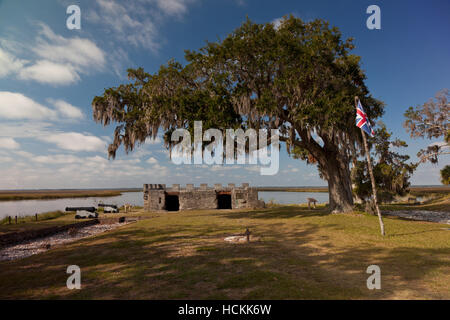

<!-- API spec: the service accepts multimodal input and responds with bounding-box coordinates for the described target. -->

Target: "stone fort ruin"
[143,183,264,211]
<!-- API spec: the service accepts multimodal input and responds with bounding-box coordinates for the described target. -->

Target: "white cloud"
[147,157,158,164]
[114,158,141,165]
[87,0,198,53]
[0,156,13,162]
[0,48,26,77]
[86,155,109,164]
[211,165,242,171]
[0,23,105,85]
[145,136,162,144]
[0,39,26,55]
[38,132,106,152]
[0,122,54,139]
[156,0,190,15]
[90,0,159,51]
[0,92,84,122]
[129,147,152,159]
[18,60,80,85]
[271,17,283,30]
[151,163,169,174]
[47,98,84,119]
[109,47,132,78]
[33,154,82,164]
[244,166,260,172]
[0,91,57,120]
[33,23,105,69]
[0,137,20,149]
[13,150,34,159]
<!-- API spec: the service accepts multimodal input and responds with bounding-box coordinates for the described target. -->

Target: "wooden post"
[8,216,11,225]
[15,216,17,224]
[35,213,38,221]
[244,228,251,242]
[356,96,385,236]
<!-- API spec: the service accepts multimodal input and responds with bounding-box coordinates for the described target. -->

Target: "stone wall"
[143,183,264,212]
[179,190,217,210]
[144,184,166,211]
[232,187,261,209]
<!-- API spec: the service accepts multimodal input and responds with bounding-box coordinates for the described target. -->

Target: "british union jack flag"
[356,100,375,137]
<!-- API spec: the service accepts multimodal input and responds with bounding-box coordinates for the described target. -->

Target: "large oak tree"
[92,16,384,212]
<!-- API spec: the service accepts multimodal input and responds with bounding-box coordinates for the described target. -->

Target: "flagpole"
[355,96,385,236]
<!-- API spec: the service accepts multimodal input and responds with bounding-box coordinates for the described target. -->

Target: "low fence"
[0,216,150,247]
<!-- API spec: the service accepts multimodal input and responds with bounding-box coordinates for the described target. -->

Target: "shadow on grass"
[218,206,331,220]
[0,213,448,299]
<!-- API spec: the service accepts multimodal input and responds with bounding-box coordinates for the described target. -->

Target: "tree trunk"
[322,153,354,213]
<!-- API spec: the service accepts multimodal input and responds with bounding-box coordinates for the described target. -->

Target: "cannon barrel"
[98,204,118,208]
[65,207,96,212]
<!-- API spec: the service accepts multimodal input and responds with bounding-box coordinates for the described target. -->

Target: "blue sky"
[0,0,448,189]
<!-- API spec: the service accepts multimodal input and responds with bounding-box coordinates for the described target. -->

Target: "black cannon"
[65,207,98,219]
[65,207,96,212]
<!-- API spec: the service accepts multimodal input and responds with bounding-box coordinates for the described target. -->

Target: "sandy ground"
[383,210,450,224]
[0,222,129,261]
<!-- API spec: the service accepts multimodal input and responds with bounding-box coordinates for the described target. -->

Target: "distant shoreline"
[0,189,141,202]
[0,185,448,202]
[257,187,328,192]
[258,185,450,194]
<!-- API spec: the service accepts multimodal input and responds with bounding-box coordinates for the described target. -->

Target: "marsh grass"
[0,189,140,201]
[409,186,450,197]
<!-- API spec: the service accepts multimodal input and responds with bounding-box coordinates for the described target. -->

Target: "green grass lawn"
[0,205,448,300]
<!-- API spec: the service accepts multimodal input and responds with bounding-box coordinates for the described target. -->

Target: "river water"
[0,191,329,219]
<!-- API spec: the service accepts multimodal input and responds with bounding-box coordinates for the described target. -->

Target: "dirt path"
[383,210,450,224]
[0,222,130,261]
